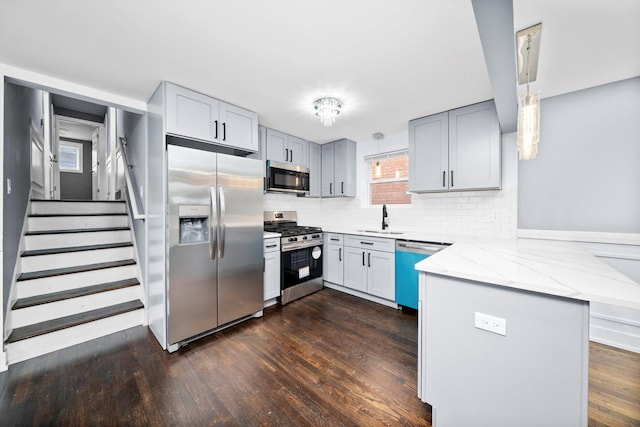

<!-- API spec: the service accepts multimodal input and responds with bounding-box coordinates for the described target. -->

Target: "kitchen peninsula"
[416,238,640,426]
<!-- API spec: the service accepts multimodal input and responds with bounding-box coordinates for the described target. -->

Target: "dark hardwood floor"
[0,288,638,426]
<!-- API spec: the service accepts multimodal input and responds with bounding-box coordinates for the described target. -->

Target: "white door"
[30,119,46,199]
[52,115,62,199]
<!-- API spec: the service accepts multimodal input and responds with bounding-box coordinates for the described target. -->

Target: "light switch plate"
[475,312,507,336]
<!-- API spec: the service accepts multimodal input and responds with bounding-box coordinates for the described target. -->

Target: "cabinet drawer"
[263,238,280,252]
[325,233,343,244]
[344,235,395,253]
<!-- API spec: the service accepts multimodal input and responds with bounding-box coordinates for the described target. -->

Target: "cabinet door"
[264,251,281,301]
[287,136,308,167]
[448,100,501,190]
[165,83,219,142]
[308,142,322,197]
[367,250,395,301]
[325,243,344,285]
[409,112,449,192]
[334,139,356,197]
[219,102,258,152]
[343,247,367,292]
[321,143,335,197]
[265,128,288,163]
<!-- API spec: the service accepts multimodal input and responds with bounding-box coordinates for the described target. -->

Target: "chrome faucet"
[382,204,389,230]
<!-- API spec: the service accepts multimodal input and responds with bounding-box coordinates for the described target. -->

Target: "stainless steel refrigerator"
[167,143,263,347]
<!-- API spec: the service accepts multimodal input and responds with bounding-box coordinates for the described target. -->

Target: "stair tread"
[12,278,140,309]
[29,213,127,217]
[25,226,130,236]
[6,300,144,343]
[31,199,125,203]
[22,242,133,257]
[18,259,137,281]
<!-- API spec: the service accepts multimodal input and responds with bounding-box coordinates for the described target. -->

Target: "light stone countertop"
[263,231,281,239]
[415,238,640,310]
[322,227,462,244]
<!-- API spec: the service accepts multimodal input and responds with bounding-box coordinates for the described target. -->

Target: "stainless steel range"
[264,211,323,304]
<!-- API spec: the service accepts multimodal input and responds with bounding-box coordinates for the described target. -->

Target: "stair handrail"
[118,137,145,221]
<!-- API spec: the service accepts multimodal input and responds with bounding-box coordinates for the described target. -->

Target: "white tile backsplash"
[264,131,518,239]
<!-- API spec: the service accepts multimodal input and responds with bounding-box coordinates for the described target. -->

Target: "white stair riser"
[31,202,126,215]
[21,247,134,273]
[6,310,144,364]
[28,215,129,231]
[12,287,142,328]
[25,230,132,251]
[17,265,138,298]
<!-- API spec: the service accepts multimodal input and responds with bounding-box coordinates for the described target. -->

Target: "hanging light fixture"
[516,23,542,160]
[313,97,342,127]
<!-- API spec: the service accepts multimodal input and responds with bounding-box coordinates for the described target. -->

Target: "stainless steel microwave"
[266,160,310,195]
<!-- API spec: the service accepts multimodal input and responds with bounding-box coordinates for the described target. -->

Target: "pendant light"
[516,24,542,160]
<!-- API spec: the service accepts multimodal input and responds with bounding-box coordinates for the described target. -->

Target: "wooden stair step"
[5,300,144,343]
[18,259,136,281]
[28,213,128,217]
[31,199,125,203]
[22,242,133,257]
[12,278,140,310]
[25,226,130,236]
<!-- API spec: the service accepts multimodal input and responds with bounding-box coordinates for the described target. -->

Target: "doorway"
[49,94,113,201]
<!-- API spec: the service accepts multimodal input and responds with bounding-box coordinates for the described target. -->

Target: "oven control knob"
[303,236,308,240]
[312,234,319,238]
[288,237,297,242]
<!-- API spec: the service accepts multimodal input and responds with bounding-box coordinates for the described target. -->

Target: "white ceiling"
[0,1,638,144]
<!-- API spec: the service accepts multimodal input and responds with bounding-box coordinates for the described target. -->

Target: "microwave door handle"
[210,186,217,260]
[218,185,226,258]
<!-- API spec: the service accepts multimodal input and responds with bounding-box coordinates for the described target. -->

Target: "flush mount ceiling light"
[313,97,342,127]
[516,23,542,160]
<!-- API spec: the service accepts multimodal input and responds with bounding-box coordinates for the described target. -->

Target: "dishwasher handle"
[396,241,449,255]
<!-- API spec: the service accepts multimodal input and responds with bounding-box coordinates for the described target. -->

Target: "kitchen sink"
[357,229,404,235]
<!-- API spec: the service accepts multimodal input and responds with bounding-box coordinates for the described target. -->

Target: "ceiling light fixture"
[313,97,342,127]
[516,23,542,160]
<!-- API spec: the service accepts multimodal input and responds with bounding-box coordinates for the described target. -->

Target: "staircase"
[4,199,145,364]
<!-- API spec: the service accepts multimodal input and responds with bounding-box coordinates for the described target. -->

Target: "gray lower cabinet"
[265,128,309,167]
[164,82,258,152]
[321,139,356,197]
[323,233,344,285]
[409,100,500,192]
[343,235,395,301]
[308,142,322,197]
[263,237,281,302]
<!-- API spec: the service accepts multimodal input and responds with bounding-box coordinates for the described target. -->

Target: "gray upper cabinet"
[321,143,335,197]
[409,100,500,192]
[308,142,322,198]
[265,128,308,167]
[164,82,258,152]
[322,139,356,197]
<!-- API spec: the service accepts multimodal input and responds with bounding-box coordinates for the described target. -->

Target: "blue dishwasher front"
[395,241,449,309]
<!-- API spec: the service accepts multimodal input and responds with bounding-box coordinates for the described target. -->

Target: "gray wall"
[60,139,92,200]
[3,82,44,311]
[519,77,640,233]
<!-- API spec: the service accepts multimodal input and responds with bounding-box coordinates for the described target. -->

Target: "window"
[366,150,411,205]
[59,141,83,173]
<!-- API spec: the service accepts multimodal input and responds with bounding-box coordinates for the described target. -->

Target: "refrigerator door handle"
[210,186,217,259]
[218,185,226,258]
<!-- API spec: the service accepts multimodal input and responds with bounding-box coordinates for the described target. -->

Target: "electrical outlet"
[475,312,507,336]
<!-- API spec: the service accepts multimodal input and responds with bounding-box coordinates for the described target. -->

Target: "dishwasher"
[395,240,450,309]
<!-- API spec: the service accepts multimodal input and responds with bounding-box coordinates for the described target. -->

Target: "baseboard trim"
[590,328,640,354]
